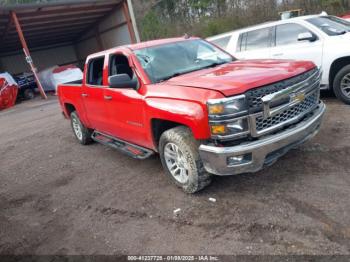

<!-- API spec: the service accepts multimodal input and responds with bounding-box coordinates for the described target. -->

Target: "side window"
[244,28,271,51]
[109,54,134,79]
[87,56,105,86]
[276,23,313,46]
[211,35,231,49]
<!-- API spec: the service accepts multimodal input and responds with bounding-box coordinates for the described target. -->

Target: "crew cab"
[58,37,326,193]
[208,14,350,104]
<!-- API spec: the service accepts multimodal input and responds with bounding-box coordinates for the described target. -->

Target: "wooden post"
[122,0,136,44]
[11,11,47,99]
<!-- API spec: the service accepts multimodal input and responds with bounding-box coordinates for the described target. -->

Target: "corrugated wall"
[0,44,78,75]
[75,7,131,63]
[0,4,133,75]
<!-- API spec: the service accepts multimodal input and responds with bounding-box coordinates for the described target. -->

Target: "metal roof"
[0,0,123,54]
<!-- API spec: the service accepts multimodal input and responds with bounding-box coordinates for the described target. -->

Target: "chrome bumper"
[199,102,326,176]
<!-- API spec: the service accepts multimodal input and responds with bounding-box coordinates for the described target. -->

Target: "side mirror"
[298,32,317,42]
[108,74,138,89]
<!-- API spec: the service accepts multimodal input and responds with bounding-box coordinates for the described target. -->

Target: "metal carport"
[0,0,140,98]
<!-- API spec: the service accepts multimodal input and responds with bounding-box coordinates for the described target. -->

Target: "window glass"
[307,16,350,36]
[109,54,134,79]
[211,35,231,49]
[276,23,311,46]
[87,57,105,85]
[245,28,270,51]
[134,39,233,83]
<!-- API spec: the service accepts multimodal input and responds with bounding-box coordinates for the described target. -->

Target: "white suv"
[207,14,350,104]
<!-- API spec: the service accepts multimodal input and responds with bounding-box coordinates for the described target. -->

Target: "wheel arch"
[151,118,188,150]
[63,103,76,118]
[329,56,350,89]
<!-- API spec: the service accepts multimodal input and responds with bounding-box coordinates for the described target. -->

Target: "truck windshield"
[307,16,350,36]
[134,39,233,83]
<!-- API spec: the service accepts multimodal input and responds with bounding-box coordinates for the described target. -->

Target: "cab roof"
[87,36,200,59]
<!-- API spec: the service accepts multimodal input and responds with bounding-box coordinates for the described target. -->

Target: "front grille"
[255,91,319,132]
[246,68,318,113]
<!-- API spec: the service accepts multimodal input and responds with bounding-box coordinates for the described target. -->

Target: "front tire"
[70,111,93,145]
[159,126,212,194]
[333,65,350,104]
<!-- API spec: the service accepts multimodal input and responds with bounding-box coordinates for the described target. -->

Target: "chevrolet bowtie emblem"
[292,92,305,103]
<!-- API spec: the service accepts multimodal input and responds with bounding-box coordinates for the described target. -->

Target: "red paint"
[57,37,316,151]
[0,78,18,110]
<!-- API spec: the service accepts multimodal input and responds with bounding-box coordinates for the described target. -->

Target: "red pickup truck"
[58,37,325,193]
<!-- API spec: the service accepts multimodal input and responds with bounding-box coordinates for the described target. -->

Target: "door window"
[109,54,134,79]
[87,56,105,86]
[275,23,314,46]
[242,28,271,51]
[109,54,138,88]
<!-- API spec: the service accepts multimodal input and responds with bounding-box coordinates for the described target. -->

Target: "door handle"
[272,53,284,57]
[104,95,113,100]
[81,93,88,97]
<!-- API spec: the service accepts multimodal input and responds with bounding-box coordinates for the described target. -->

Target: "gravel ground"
[0,94,349,255]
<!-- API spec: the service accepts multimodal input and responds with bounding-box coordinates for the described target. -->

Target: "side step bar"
[91,131,154,159]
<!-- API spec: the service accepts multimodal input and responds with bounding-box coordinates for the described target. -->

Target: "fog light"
[210,124,226,135]
[227,153,252,166]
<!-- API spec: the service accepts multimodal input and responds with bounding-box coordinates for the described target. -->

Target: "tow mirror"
[298,32,317,42]
[108,74,138,89]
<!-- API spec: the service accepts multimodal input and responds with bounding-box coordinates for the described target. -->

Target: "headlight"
[207,95,249,140]
[207,94,247,118]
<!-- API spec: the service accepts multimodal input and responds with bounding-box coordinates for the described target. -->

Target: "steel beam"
[122,0,136,44]
[11,11,47,99]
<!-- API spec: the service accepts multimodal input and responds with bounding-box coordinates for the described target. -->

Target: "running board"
[91,131,154,159]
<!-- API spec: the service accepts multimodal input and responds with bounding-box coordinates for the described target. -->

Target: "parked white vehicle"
[207,14,350,104]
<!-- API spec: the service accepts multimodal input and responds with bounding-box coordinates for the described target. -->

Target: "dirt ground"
[0,94,349,255]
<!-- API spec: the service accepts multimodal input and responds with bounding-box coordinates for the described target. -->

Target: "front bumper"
[199,102,326,176]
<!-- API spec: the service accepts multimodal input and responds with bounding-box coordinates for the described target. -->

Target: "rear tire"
[70,111,93,145]
[159,126,212,193]
[333,65,350,105]
[23,89,35,100]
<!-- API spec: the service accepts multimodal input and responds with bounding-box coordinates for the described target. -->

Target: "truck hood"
[165,59,315,96]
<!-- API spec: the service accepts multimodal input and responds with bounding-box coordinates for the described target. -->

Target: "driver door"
[103,53,148,147]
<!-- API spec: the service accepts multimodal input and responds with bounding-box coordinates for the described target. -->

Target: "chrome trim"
[250,90,320,137]
[199,102,326,176]
[261,69,321,119]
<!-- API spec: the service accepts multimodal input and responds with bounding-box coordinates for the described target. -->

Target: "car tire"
[159,126,212,193]
[24,89,35,100]
[333,65,350,105]
[70,111,93,145]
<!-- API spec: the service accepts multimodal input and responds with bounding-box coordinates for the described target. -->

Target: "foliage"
[136,0,350,41]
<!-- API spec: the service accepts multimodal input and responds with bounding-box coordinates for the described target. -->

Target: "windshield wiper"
[160,72,183,82]
[159,68,202,82]
[158,62,228,82]
[202,61,227,69]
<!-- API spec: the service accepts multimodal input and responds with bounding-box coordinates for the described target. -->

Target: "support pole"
[126,0,140,43]
[122,0,136,44]
[11,11,47,99]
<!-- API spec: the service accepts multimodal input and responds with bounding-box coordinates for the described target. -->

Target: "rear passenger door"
[270,23,323,66]
[82,56,110,132]
[235,27,273,60]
